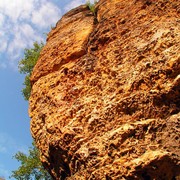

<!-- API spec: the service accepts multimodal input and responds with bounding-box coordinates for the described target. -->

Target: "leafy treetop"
[11,142,52,180]
[18,42,44,100]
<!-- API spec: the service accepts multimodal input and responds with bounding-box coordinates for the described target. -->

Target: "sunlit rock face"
[29,1,180,179]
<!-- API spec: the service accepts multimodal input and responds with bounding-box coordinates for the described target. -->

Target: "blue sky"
[0,0,93,179]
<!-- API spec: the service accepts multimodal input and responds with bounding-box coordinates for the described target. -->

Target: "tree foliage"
[86,0,98,15]
[11,142,52,180]
[18,42,44,100]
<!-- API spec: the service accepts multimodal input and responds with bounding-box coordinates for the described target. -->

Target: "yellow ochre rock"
[29,0,180,179]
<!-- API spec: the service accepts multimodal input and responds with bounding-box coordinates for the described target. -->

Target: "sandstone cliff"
[29,0,180,179]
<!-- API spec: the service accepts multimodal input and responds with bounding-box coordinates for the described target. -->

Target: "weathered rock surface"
[29,0,180,179]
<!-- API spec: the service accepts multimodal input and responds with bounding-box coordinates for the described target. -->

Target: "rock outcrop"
[29,0,180,179]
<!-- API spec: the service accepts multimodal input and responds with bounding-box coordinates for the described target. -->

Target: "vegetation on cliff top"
[86,0,98,15]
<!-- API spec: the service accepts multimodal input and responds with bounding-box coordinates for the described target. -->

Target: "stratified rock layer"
[29,0,180,179]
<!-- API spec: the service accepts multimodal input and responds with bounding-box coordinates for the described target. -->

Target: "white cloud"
[20,24,37,40]
[5,27,43,71]
[0,0,35,22]
[32,2,61,28]
[7,23,43,58]
[64,0,85,12]
[0,13,5,26]
[0,38,7,52]
[0,0,62,69]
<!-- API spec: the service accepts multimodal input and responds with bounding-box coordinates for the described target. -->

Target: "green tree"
[18,42,44,100]
[11,142,52,180]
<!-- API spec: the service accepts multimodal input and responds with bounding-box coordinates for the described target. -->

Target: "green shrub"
[18,42,44,100]
[86,0,98,15]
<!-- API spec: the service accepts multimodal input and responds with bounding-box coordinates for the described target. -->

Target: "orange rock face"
[29,1,180,179]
